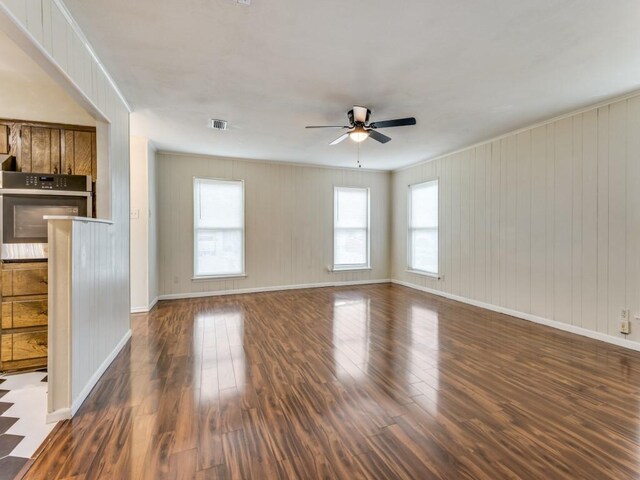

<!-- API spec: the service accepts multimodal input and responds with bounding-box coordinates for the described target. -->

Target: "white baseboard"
[392,279,640,353]
[70,329,132,416]
[158,279,391,301]
[46,408,71,424]
[130,296,159,314]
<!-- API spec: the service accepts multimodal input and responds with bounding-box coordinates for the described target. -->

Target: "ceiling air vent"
[209,119,228,131]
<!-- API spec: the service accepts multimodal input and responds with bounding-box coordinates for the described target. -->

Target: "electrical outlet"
[620,308,630,334]
[620,320,631,334]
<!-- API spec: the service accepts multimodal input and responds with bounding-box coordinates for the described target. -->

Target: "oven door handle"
[0,189,91,196]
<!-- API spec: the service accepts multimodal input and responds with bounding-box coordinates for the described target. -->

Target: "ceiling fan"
[306,106,416,145]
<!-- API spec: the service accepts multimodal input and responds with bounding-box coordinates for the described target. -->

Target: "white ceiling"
[64,0,640,170]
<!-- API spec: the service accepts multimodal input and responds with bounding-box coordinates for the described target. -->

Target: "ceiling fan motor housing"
[348,106,371,126]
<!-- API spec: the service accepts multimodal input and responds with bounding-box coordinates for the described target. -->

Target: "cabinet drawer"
[2,298,47,329]
[3,331,47,361]
[2,265,48,296]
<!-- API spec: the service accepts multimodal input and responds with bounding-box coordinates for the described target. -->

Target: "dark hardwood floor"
[23,284,640,479]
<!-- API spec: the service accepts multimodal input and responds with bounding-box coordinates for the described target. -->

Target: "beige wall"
[392,93,640,348]
[0,29,94,126]
[0,0,131,417]
[148,142,158,306]
[130,136,149,311]
[157,153,391,297]
[130,136,158,311]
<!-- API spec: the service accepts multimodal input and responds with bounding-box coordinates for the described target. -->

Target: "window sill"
[330,266,372,272]
[192,273,247,281]
[406,269,441,279]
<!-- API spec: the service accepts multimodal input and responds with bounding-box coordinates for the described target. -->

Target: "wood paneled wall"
[392,94,640,346]
[0,0,131,416]
[157,153,391,297]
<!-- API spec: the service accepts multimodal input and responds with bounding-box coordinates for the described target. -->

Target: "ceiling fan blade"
[369,117,416,129]
[330,132,350,145]
[353,106,369,124]
[368,130,392,144]
[306,125,348,129]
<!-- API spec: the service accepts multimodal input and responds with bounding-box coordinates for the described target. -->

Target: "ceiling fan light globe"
[349,131,369,142]
[349,125,370,143]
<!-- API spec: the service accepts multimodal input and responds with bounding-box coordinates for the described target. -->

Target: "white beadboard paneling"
[571,115,583,326]
[607,101,627,337]
[516,131,531,313]
[596,106,609,335]
[392,93,640,345]
[581,109,598,332]
[544,124,555,321]
[553,117,572,325]
[530,126,546,318]
[1,0,131,416]
[157,153,391,296]
[627,97,640,327]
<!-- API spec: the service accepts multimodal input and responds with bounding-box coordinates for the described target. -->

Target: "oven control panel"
[0,172,92,192]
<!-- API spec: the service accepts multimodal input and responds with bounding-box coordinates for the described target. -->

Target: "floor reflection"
[332,293,371,380]
[194,307,246,403]
[331,289,441,415]
[408,304,440,415]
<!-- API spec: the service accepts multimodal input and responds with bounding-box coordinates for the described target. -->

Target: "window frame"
[407,179,440,278]
[192,177,246,280]
[332,186,371,272]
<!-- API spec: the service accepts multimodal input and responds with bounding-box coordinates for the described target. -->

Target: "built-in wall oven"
[0,172,92,260]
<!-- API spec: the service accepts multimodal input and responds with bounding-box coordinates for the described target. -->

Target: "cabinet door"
[62,130,96,180]
[20,126,62,174]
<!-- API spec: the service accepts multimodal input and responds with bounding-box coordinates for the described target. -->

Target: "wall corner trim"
[391,279,640,353]
[46,408,72,424]
[70,329,132,416]
[130,296,159,314]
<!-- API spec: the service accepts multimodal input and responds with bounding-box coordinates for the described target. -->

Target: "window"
[408,180,438,275]
[193,178,244,278]
[333,187,370,270]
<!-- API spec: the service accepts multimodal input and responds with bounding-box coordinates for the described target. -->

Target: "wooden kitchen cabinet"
[20,126,62,174]
[62,129,96,179]
[0,261,48,371]
[0,119,97,182]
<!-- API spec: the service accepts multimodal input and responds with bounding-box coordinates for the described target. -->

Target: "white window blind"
[408,180,438,274]
[193,178,244,278]
[333,187,370,269]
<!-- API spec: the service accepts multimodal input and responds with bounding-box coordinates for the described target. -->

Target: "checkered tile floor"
[0,372,56,480]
